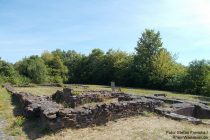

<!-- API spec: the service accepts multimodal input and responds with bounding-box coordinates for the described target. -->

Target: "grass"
[0,86,50,139]
[39,115,210,140]
[15,86,63,96]
[120,87,210,104]
[0,86,27,139]
[1,84,210,140]
[0,87,11,119]
[15,84,210,104]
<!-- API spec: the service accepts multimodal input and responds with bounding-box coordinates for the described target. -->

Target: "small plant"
[12,116,25,127]
[6,116,25,136]
[142,111,152,117]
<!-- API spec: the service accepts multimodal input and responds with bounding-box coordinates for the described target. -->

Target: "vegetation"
[184,60,210,96]
[15,56,47,84]
[0,87,26,138]
[1,29,210,96]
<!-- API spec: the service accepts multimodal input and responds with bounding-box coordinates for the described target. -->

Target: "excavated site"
[2,83,210,131]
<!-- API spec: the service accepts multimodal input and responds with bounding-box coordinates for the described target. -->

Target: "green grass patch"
[141,111,153,117]
[0,87,13,119]
[11,116,25,128]
[0,86,27,138]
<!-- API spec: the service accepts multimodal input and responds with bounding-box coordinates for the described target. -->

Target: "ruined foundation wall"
[3,83,210,130]
[52,88,126,107]
[2,83,163,130]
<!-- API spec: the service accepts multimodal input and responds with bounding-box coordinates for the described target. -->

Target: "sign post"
[111,81,115,91]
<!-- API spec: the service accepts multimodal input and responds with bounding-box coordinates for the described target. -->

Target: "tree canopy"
[0,29,210,96]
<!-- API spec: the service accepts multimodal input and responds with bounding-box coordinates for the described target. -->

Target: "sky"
[0,0,210,65]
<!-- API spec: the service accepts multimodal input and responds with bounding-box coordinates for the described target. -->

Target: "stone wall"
[3,83,210,130]
[173,104,210,119]
[2,83,163,130]
[52,88,126,107]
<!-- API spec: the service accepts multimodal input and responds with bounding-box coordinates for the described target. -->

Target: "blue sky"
[0,0,210,65]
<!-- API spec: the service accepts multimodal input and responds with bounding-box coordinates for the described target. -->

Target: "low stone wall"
[173,104,210,119]
[2,83,163,130]
[43,98,163,130]
[3,83,210,130]
[117,92,210,124]
[2,83,62,118]
[52,88,126,107]
[155,103,210,124]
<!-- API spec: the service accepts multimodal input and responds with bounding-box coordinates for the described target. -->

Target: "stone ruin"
[2,83,210,131]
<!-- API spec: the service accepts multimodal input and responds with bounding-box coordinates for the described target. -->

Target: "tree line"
[0,29,210,96]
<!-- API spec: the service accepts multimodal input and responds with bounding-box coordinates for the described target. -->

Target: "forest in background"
[0,29,210,96]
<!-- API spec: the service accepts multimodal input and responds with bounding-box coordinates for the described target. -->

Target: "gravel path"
[0,119,15,140]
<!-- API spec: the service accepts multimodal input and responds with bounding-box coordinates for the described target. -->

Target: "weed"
[142,111,153,117]
[11,116,25,127]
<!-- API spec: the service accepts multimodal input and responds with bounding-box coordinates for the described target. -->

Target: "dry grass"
[15,84,210,104]
[15,86,63,96]
[39,115,210,140]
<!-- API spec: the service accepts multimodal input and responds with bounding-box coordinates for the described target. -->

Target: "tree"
[64,50,84,83]
[0,59,15,77]
[41,51,54,63]
[149,49,178,89]
[0,58,21,84]
[52,49,66,61]
[86,49,105,84]
[68,49,105,84]
[104,49,133,86]
[15,56,47,84]
[41,52,68,84]
[133,29,163,87]
[184,60,210,96]
[51,55,68,83]
[165,63,187,92]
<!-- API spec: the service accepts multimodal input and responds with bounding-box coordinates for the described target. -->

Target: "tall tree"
[104,49,133,86]
[86,49,105,84]
[133,29,163,87]
[64,50,84,83]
